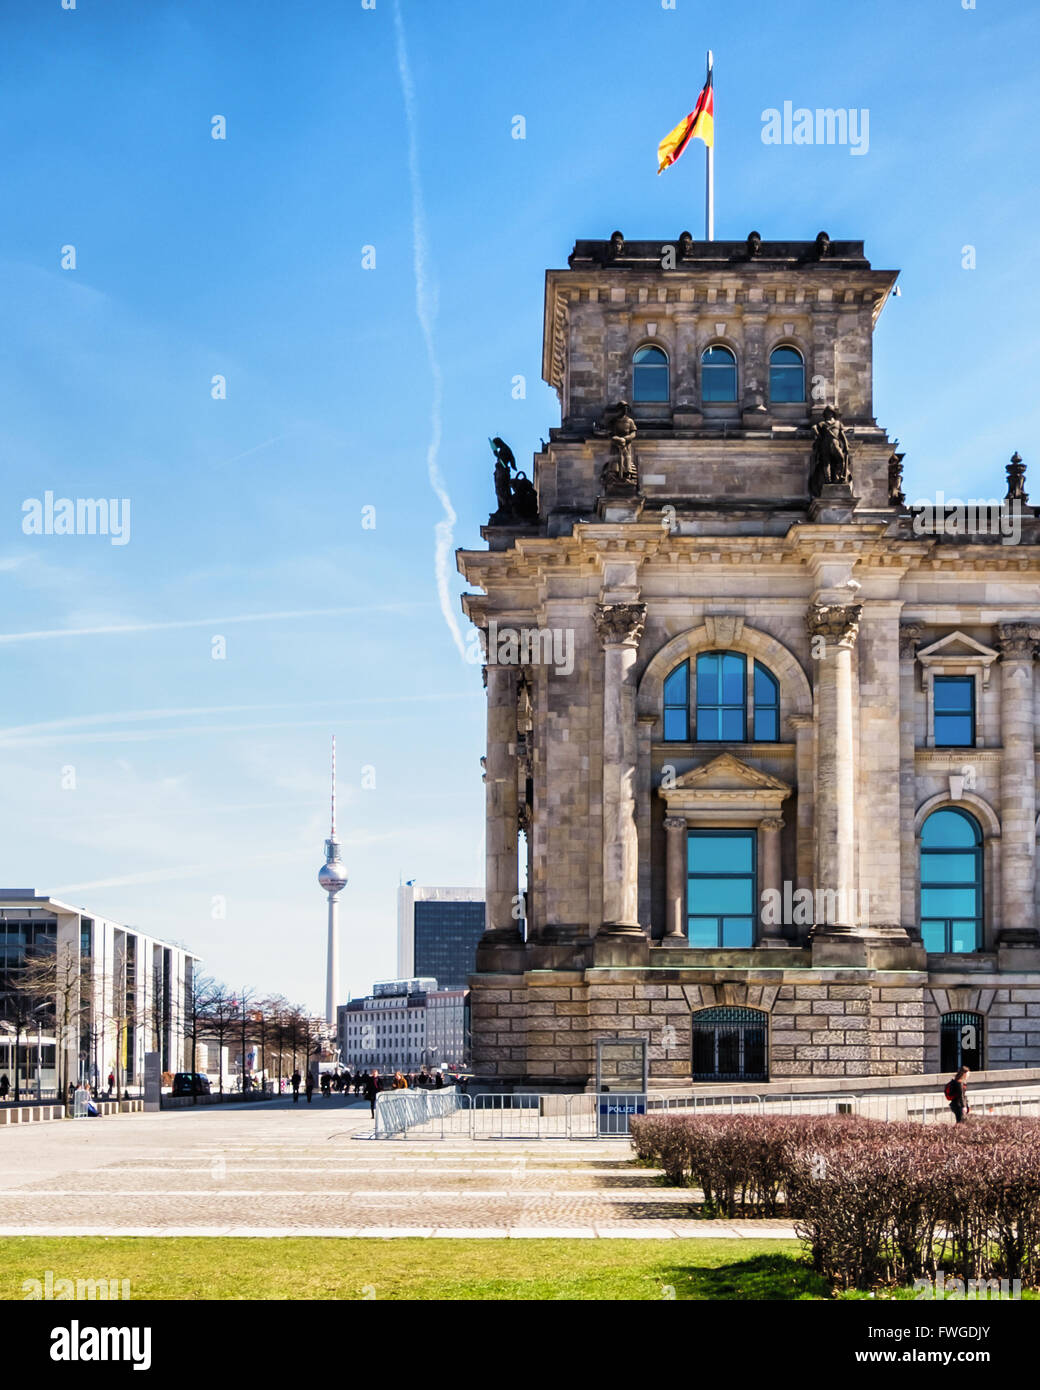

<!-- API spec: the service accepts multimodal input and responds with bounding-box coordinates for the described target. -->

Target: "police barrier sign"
[597,1093,647,1135]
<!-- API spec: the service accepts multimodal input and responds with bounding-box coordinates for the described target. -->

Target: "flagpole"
[705,50,714,241]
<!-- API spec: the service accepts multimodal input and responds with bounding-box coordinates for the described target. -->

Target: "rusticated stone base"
[469,957,1040,1086]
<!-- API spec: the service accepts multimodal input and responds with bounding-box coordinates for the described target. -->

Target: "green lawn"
[3,1237,822,1300]
[7,1237,1032,1300]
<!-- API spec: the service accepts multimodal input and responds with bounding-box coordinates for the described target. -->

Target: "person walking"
[305,1070,314,1104]
[0,1073,8,1101]
[945,1065,970,1123]
[291,1069,301,1104]
[363,1070,378,1119]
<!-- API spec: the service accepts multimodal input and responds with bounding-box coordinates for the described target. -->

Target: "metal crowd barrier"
[370,1085,1040,1140]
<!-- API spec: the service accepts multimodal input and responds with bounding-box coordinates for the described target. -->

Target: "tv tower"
[318,735,348,1026]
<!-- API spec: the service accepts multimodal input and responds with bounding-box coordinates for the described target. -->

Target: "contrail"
[393,0,467,660]
[0,690,481,740]
[0,603,419,645]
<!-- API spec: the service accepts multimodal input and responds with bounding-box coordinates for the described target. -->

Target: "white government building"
[338,977,469,1073]
[0,889,199,1094]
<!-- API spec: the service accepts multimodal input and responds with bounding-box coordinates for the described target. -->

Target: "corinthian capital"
[898,622,923,659]
[996,622,1040,660]
[806,602,862,649]
[595,602,646,649]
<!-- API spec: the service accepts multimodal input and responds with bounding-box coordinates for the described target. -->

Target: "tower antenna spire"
[330,733,336,838]
[319,734,348,1026]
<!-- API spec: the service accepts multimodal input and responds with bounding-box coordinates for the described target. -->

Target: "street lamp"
[31,1002,50,1102]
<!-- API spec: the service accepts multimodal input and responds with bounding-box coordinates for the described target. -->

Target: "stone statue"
[815,230,831,259]
[596,401,639,494]
[608,230,625,260]
[488,437,538,525]
[888,446,906,506]
[1006,451,1028,504]
[809,406,852,495]
[746,230,762,258]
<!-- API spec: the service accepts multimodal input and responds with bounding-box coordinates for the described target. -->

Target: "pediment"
[672,752,791,794]
[917,631,998,663]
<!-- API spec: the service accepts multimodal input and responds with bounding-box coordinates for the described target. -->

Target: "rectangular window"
[934,676,974,747]
[695,652,746,742]
[687,830,756,948]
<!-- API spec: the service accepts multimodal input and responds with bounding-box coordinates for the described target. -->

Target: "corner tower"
[458,231,1040,1090]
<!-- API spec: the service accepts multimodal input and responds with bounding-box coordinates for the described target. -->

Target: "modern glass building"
[0,889,200,1095]
[396,886,485,991]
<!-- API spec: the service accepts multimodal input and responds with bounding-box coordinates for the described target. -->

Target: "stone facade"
[457,235,1040,1088]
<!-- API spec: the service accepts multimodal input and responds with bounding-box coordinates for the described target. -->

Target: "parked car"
[171,1072,212,1096]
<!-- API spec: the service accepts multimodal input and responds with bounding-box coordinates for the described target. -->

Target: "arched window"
[753,661,780,741]
[769,345,805,403]
[940,1012,984,1072]
[691,1006,767,1081]
[632,345,669,403]
[662,660,689,741]
[920,808,983,953]
[662,652,781,744]
[701,345,737,402]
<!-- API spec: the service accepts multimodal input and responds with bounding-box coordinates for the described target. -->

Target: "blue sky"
[1,0,1037,1011]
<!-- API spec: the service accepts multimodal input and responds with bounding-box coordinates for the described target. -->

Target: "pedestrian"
[0,1073,8,1101]
[945,1066,970,1123]
[363,1070,378,1119]
[305,1070,314,1104]
[106,1071,115,1098]
[291,1069,301,1104]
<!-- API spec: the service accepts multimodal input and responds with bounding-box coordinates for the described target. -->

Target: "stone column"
[483,663,521,942]
[806,603,861,931]
[595,602,646,934]
[663,816,687,938]
[741,305,769,425]
[898,624,923,937]
[996,623,1040,944]
[788,713,814,899]
[759,816,786,944]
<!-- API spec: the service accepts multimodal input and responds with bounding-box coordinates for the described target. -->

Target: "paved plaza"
[0,1097,795,1239]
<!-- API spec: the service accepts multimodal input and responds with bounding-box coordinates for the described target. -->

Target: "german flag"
[657,73,714,174]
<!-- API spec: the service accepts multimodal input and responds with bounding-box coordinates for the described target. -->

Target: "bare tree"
[180,970,218,1102]
[20,941,91,1112]
[200,984,238,1095]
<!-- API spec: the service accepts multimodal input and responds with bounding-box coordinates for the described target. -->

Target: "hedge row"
[630,1112,1040,1289]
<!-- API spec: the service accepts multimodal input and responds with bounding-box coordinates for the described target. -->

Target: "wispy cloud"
[0,691,480,744]
[393,0,466,662]
[0,603,420,645]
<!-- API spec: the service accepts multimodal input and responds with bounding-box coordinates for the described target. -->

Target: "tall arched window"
[920,808,983,953]
[632,345,669,403]
[701,345,737,402]
[769,345,805,403]
[662,653,781,744]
